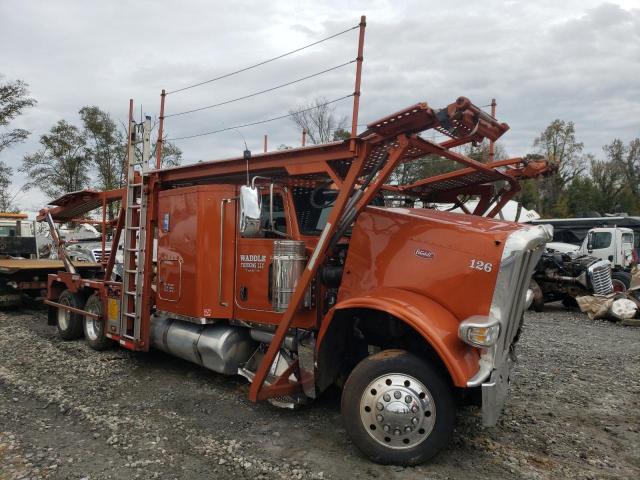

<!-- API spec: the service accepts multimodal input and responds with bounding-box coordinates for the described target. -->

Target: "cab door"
[234,190,289,321]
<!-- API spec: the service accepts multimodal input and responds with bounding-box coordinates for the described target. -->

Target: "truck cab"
[582,227,635,270]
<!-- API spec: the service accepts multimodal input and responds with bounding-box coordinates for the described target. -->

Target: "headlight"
[458,316,501,348]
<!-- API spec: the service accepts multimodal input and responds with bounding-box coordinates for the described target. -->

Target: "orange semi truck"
[40,98,551,465]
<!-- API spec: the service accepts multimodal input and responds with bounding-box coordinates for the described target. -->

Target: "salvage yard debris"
[576,287,640,322]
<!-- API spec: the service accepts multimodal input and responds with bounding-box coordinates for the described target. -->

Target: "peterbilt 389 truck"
[39,95,551,465]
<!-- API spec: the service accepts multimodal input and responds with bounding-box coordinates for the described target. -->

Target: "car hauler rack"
[37,17,553,465]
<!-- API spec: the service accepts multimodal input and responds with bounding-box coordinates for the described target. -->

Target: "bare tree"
[533,119,587,215]
[533,120,586,186]
[463,140,508,162]
[289,97,348,144]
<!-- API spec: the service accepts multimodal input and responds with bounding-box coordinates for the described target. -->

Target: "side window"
[622,233,633,245]
[592,232,612,249]
[260,194,287,236]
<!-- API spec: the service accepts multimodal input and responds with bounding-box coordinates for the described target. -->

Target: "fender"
[318,287,480,388]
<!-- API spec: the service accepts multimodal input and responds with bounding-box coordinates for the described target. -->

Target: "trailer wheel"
[611,271,631,292]
[83,294,111,351]
[56,290,85,340]
[341,349,455,466]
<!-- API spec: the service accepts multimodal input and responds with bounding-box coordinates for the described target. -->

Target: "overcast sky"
[1,0,639,212]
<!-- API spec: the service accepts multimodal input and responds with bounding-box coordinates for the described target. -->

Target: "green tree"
[516,179,539,211]
[590,156,625,213]
[80,106,125,191]
[604,138,640,196]
[332,128,351,141]
[0,75,37,154]
[21,120,91,198]
[0,160,15,211]
[565,176,599,216]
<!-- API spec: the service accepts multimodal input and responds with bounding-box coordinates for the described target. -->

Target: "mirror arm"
[269,183,274,230]
[251,175,271,189]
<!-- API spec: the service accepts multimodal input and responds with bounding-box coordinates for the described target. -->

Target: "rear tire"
[611,271,631,292]
[83,294,111,351]
[529,279,545,312]
[56,290,85,340]
[341,349,456,466]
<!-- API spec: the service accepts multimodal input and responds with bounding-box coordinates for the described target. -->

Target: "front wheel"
[611,271,631,292]
[341,349,456,465]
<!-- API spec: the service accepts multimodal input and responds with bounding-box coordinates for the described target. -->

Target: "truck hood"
[339,207,543,322]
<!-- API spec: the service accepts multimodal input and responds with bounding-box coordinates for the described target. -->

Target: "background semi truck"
[546,226,635,290]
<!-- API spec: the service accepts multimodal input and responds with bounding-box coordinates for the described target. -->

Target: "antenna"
[234,129,251,186]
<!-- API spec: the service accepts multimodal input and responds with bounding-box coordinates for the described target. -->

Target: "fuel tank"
[150,315,256,375]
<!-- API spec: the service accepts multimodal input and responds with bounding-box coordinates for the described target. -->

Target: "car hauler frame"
[37,18,553,465]
[38,95,551,464]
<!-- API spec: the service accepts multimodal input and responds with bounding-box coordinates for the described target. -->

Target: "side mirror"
[239,185,262,237]
[586,232,593,252]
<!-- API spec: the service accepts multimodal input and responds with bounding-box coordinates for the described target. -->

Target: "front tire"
[83,294,112,351]
[611,271,631,292]
[341,349,456,465]
[57,289,85,340]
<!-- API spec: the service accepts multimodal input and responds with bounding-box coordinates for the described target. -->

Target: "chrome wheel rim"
[612,279,627,293]
[359,373,436,450]
[84,303,102,341]
[58,299,71,330]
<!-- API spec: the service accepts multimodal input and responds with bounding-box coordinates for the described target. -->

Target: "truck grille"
[92,249,110,263]
[590,265,613,295]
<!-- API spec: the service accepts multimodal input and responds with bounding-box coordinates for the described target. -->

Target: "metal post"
[124,99,134,182]
[142,115,152,171]
[301,128,307,147]
[263,134,268,153]
[488,98,496,163]
[350,15,366,152]
[45,212,76,275]
[101,197,106,265]
[156,89,166,169]
[249,145,369,402]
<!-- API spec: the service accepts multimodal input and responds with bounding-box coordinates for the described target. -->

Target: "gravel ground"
[0,304,638,480]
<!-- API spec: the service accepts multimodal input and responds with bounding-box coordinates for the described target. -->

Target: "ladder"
[120,115,152,343]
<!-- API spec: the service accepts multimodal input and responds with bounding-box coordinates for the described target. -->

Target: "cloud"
[0,0,638,210]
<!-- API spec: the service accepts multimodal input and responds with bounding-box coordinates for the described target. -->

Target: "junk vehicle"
[0,212,101,307]
[37,19,553,465]
[39,96,552,465]
[546,226,634,291]
[529,244,614,312]
[528,215,640,258]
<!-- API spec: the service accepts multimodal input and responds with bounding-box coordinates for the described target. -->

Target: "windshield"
[292,187,338,235]
[291,186,385,235]
[591,232,612,249]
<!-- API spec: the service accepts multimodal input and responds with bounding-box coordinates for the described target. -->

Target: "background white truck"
[547,226,635,290]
